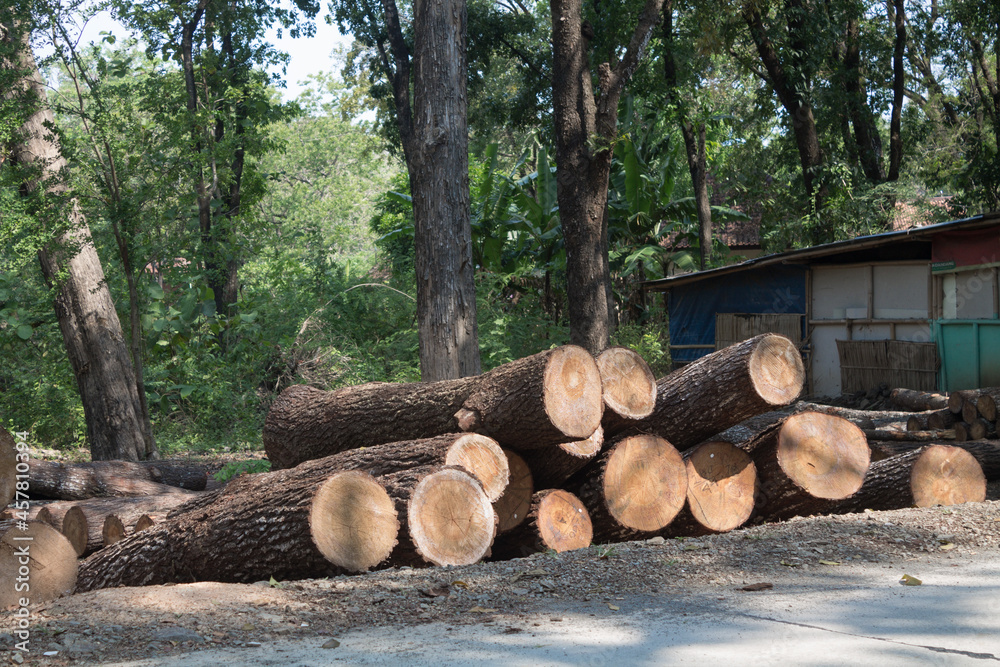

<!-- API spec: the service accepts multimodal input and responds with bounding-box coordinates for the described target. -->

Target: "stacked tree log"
[947,388,1000,442]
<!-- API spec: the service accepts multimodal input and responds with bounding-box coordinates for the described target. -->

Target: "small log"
[975,389,1000,422]
[61,506,92,556]
[76,468,401,591]
[519,426,603,489]
[142,462,208,491]
[379,466,496,568]
[962,400,980,425]
[906,415,926,432]
[954,422,971,442]
[25,460,200,501]
[597,346,656,433]
[134,512,167,532]
[927,410,957,430]
[889,388,949,412]
[456,345,604,450]
[814,446,985,514]
[0,520,78,608]
[493,450,533,534]
[574,434,687,543]
[617,334,805,450]
[737,412,870,522]
[948,389,979,414]
[102,514,128,547]
[862,428,955,442]
[491,489,592,559]
[1,427,18,509]
[663,441,756,536]
[869,440,1000,480]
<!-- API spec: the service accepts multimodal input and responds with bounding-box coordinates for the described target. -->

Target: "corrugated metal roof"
[643,212,1000,292]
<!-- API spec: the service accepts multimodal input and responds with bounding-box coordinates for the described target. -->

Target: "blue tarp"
[668,265,808,363]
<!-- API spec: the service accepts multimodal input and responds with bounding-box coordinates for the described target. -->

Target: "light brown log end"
[0,428,16,509]
[543,345,605,439]
[777,412,870,500]
[604,435,687,532]
[560,425,604,459]
[596,346,656,420]
[962,400,979,425]
[134,514,156,532]
[61,505,88,557]
[494,450,533,534]
[910,445,987,507]
[748,334,806,406]
[685,441,756,533]
[310,471,399,573]
[535,489,592,553]
[444,434,510,502]
[454,407,482,432]
[34,506,55,528]
[408,468,496,566]
[977,394,997,422]
[102,514,127,548]
[0,521,78,607]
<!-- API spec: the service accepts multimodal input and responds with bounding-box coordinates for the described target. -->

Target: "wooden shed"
[644,212,1000,397]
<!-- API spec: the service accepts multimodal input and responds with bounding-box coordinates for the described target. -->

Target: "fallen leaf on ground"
[322,639,341,649]
[899,574,922,586]
[939,543,956,551]
[608,604,619,611]
[818,560,841,566]
[469,606,497,613]
[739,582,773,592]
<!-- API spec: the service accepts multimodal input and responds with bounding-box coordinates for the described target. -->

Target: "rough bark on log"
[962,400,980,425]
[493,450,533,534]
[263,379,479,469]
[616,334,805,450]
[0,520,78,608]
[25,460,200,500]
[662,441,756,536]
[378,466,495,568]
[889,388,949,411]
[574,435,687,543]
[811,446,985,514]
[927,410,957,430]
[948,389,979,414]
[869,440,1000,480]
[1,428,18,509]
[519,426,603,489]
[597,346,656,433]
[76,468,400,591]
[954,423,972,442]
[736,412,870,522]
[491,489,592,559]
[862,428,955,442]
[456,345,603,450]
[141,462,208,491]
[906,415,926,432]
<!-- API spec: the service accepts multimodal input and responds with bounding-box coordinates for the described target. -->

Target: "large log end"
[776,412,870,500]
[444,434,509,502]
[1,521,78,607]
[604,435,687,533]
[910,445,987,507]
[535,490,592,553]
[749,334,806,406]
[408,468,496,566]
[685,441,756,533]
[597,347,656,420]
[494,450,533,534]
[310,471,400,573]
[543,345,604,439]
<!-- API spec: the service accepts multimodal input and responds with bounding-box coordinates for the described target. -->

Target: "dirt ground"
[3,479,998,665]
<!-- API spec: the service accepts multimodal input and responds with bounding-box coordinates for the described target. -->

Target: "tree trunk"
[597,346,657,433]
[380,465,496,567]
[616,334,805,449]
[889,388,949,412]
[490,489,592,560]
[888,0,906,180]
[736,412,870,522]
[76,468,401,591]
[0,520,78,608]
[0,428,17,509]
[843,18,886,184]
[573,434,687,543]
[662,441,756,536]
[1,25,153,462]
[869,440,1000,480]
[519,427,603,489]
[494,450,533,534]
[23,460,204,501]
[811,446,985,515]
[408,0,480,380]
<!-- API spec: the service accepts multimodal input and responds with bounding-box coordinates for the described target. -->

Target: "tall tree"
[549,0,664,353]
[331,0,481,380]
[1,17,155,461]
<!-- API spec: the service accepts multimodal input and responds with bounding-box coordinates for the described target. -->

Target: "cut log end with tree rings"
[535,490,592,553]
[684,441,757,533]
[102,514,127,547]
[542,345,605,439]
[604,435,688,532]
[0,521,77,608]
[596,346,656,420]
[910,445,987,507]
[310,470,400,573]
[494,450,533,534]
[748,334,806,406]
[408,468,496,566]
[442,434,509,502]
[134,514,156,532]
[776,412,870,500]
[61,505,89,557]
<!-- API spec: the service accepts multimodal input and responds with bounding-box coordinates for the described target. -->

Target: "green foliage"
[213,459,271,482]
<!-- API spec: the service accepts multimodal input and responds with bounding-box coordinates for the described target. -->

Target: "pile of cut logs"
[2,333,996,608]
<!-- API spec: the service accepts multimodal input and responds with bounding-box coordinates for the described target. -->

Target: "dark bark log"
[494,450,533,534]
[573,434,687,543]
[379,466,495,567]
[410,0,481,380]
[975,389,1000,422]
[0,520,78,608]
[736,412,870,522]
[927,410,958,430]
[0,428,17,509]
[662,441,756,536]
[597,346,656,433]
[519,427,603,489]
[889,388,949,412]
[457,345,603,450]
[810,446,985,514]
[491,489,592,559]
[907,415,927,432]
[617,334,805,449]
[863,429,955,442]
[869,440,1000,481]
[25,460,202,501]
[948,389,979,414]
[75,468,400,591]
[2,26,153,461]
[962,400,980,425]
[888,0,906,180]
